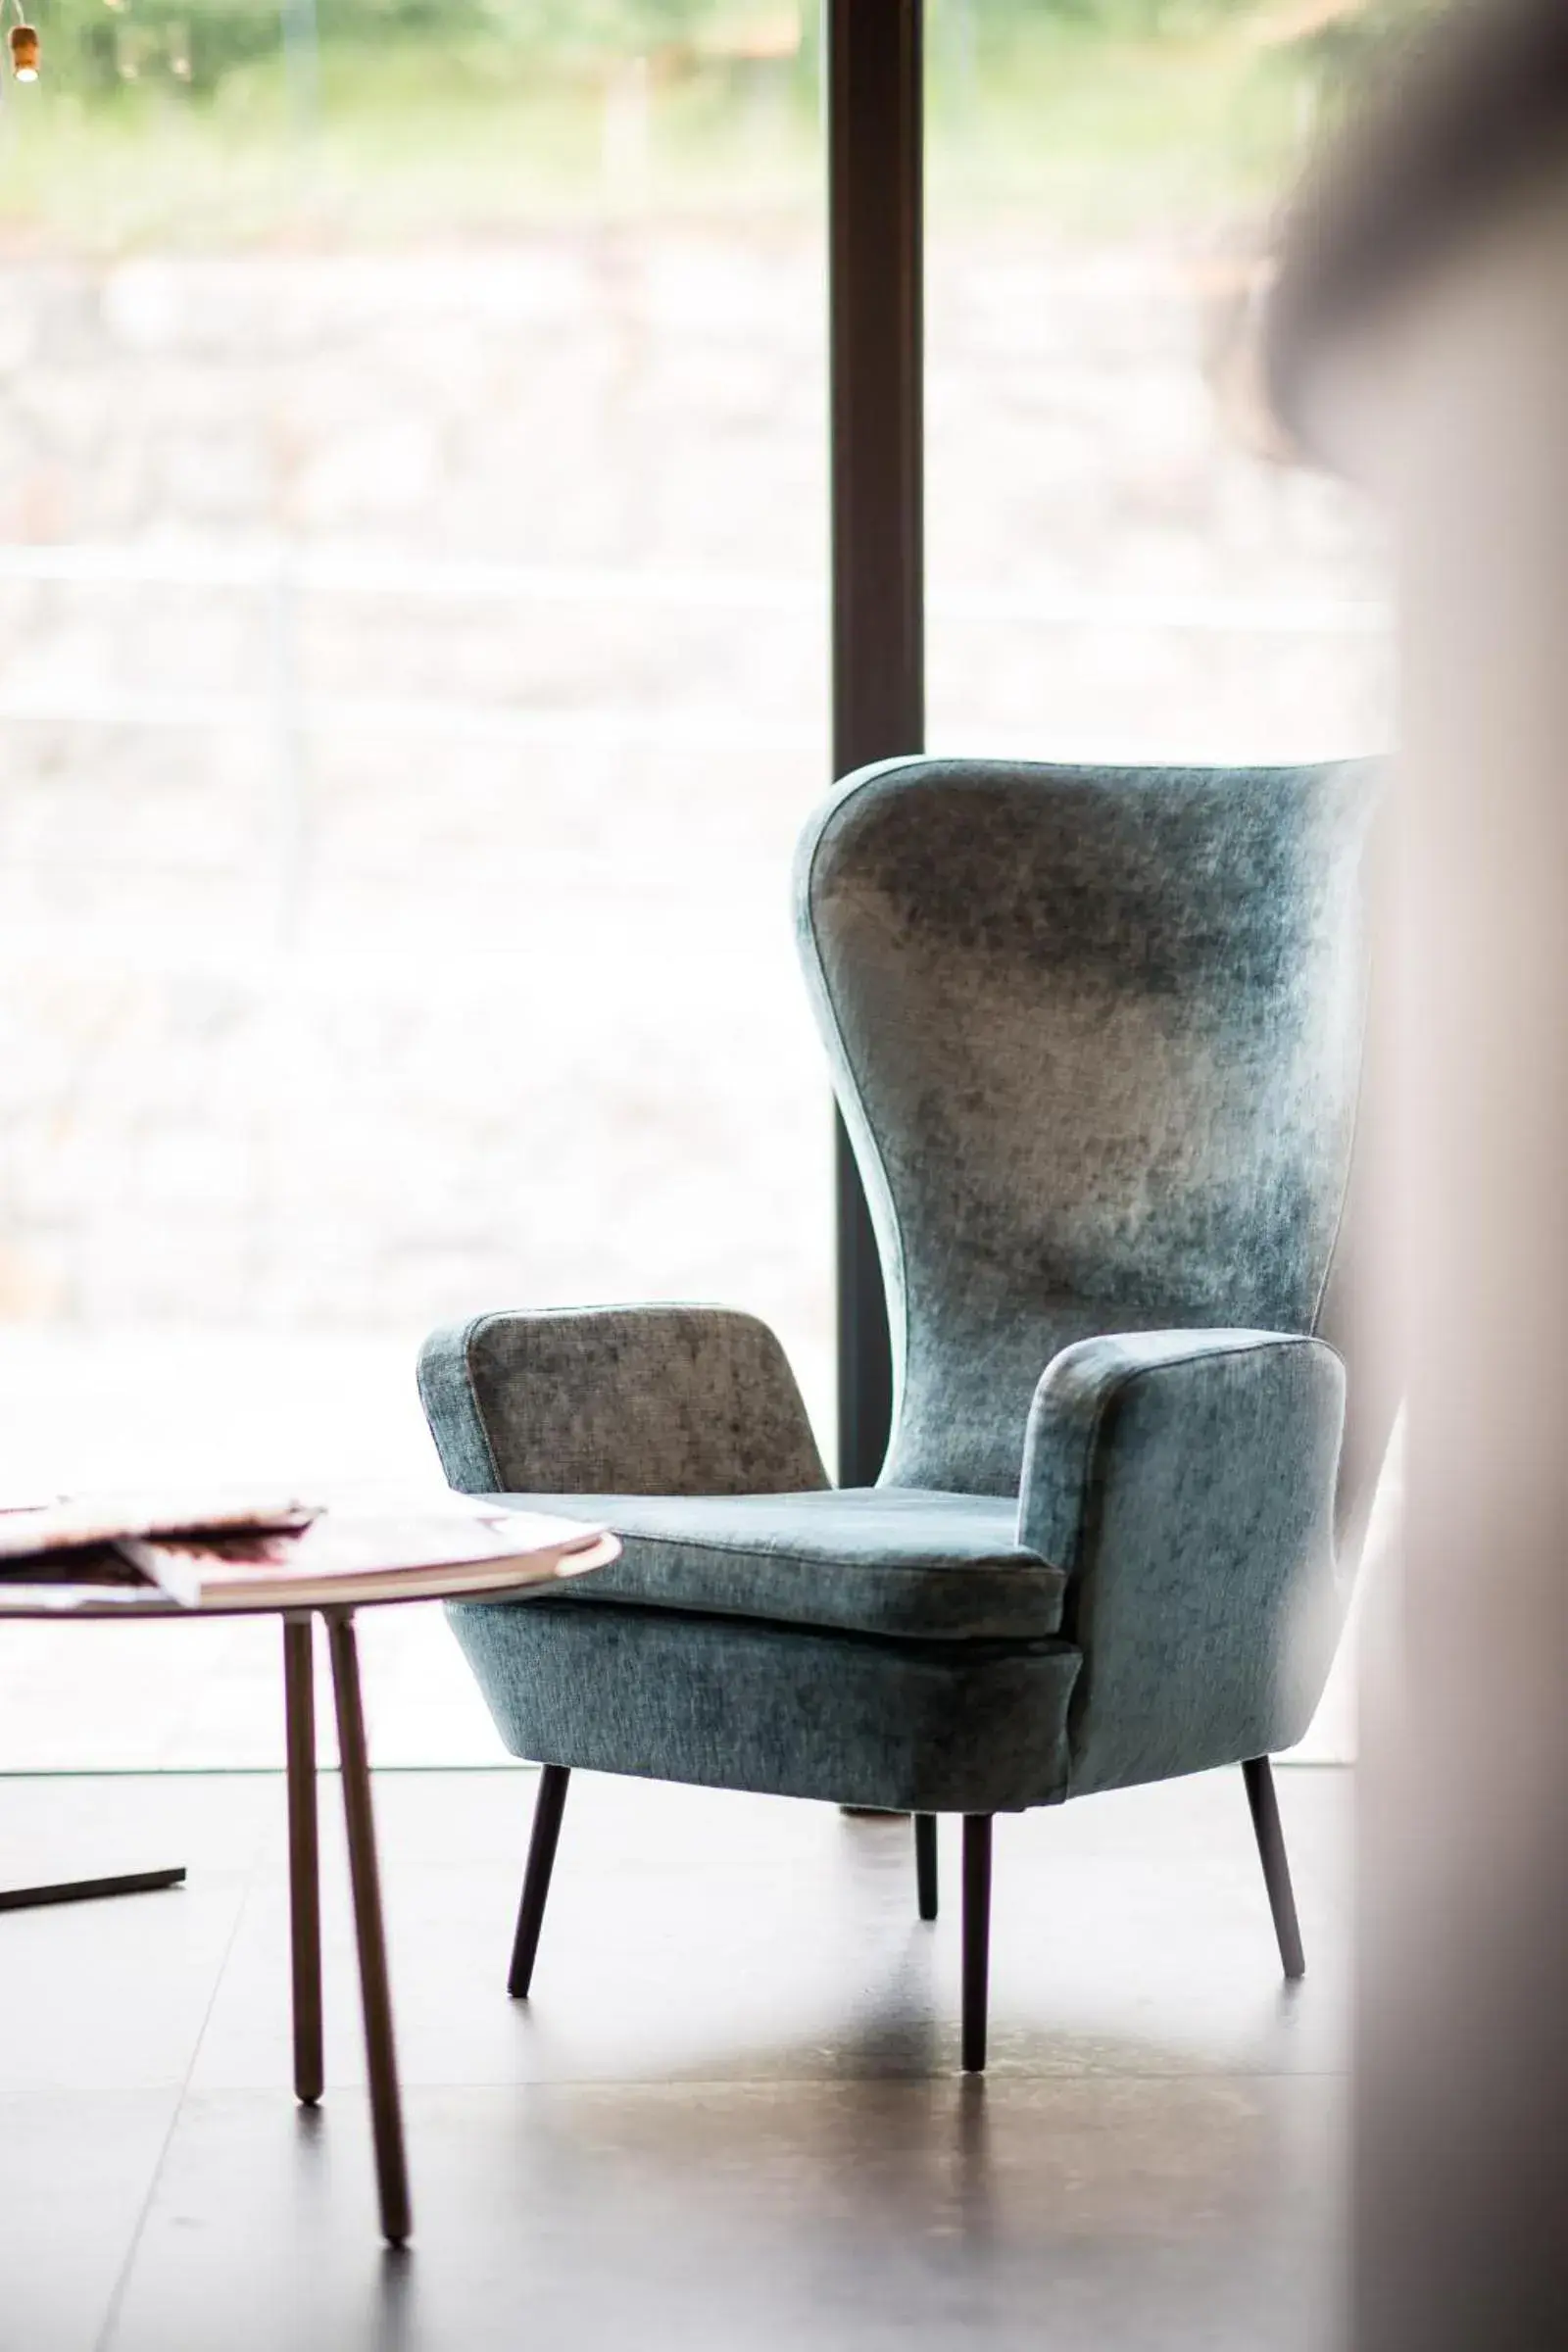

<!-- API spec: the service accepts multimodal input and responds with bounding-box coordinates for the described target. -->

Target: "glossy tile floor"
[0,1765,1350,2352]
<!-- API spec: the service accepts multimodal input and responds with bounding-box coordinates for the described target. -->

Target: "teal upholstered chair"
[418,756,1385,2069]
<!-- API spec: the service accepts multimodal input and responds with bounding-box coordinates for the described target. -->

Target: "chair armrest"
[1016,1329,1347,1796]
[417,1305,830,1497]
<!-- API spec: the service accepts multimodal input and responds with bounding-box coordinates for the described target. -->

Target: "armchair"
[418,756,1384,2069]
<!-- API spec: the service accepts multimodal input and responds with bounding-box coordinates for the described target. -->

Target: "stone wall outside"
[0,228,1386,1422]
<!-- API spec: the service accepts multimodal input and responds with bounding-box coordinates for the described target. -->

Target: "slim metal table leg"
[0,1866,185,1912]
[283,1614,323,2105]
[325,1608,412,2246]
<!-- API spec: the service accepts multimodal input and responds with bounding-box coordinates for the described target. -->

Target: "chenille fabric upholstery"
[421,756,1380,1814]
[437,1486,1065,1642]
[447,1598,1081,1813]
[1015,1327,1346,1796]
[417,1306,830,1499]
[798,759,1372,1510]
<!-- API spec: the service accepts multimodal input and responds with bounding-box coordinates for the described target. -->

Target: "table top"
[0,1497,618,1622]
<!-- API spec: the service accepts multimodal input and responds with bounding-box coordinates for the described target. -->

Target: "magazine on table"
[0,1493,612,1611]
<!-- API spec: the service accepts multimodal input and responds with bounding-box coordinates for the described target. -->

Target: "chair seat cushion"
[482,1487,1065,1642]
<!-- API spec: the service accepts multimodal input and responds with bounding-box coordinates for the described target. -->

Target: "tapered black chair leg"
[508,1764,570,1998]
[914,1813,938,1921]
[961,1814,993,2073]
[1243,1756,1306,1981]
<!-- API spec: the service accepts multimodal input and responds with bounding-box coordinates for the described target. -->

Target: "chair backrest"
[797,757,1385,1541]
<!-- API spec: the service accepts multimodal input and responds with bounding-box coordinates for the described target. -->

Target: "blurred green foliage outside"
[0,0,1433,249]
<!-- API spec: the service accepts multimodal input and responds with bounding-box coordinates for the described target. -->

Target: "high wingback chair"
[418,756,1384,2069]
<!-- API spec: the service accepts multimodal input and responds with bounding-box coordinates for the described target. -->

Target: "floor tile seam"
[92,1839,270,2352]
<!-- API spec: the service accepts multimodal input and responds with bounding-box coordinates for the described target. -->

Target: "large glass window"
[1,3,833,1762]
[924,0,1391,765]
[0,3,1392,1765]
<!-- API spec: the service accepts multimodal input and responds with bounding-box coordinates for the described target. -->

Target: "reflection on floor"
[0,1764,1349,2350]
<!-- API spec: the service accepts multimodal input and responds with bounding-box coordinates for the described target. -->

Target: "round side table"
[0,1509,616,2244]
